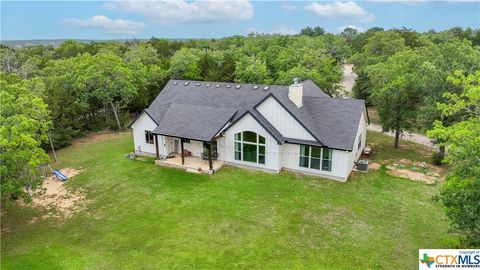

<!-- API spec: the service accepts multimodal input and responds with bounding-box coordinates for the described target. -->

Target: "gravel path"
[367,123,436,149]
[341,64,357,96]
[341,64,436,149]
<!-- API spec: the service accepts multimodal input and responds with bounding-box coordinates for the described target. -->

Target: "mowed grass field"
[1,131,457,269]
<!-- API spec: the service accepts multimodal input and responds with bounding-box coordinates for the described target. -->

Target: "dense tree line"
[0,34,350,149]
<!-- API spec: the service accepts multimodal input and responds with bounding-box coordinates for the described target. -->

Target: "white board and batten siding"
[346,110,368,174]
[223,113,281,172]
[256,96,315,141]
[131,112,157,156]
[280,144,351,181]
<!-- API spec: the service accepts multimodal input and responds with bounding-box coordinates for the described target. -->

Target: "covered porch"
[155,153,224,174]
[153,135,224,174]
[148,103,236,174]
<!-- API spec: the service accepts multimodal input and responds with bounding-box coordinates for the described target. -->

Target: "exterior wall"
[223,113,281,172]
[183,140,204,157]
[280,143,351,181]
[131,112,157,155]
[256,96,315,141]
[161,137,226,160]
[163,136,180,156]
[346,111,368,175]
[216,137,226,161]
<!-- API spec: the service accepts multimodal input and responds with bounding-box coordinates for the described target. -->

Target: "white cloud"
[247,25,297,35]
[305,1,375,23]
[337,25,365,33]
[281,3,297,11]
[63,15,145,35]
[104,0,254,24]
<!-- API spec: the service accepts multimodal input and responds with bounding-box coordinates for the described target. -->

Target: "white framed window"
[321,148,332,171]
[145,130,154,144]
[299,145,332,172]
[234,131,265,165]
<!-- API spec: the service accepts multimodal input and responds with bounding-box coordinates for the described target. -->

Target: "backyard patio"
[155,154,225,174]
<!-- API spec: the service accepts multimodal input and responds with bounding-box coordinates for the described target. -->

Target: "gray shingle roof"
[152,103,237,141]
[136,79,366,150]
[270,91,366,150]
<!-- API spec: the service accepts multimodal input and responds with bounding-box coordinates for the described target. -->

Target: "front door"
[173,139,180,153]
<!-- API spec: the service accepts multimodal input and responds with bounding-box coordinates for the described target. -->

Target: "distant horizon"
[1,1,479,41]
[2,24,478,43]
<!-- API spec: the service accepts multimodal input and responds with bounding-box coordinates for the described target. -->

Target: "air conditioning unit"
[357,160,369,172]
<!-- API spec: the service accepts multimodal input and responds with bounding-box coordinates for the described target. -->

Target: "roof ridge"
[167,79,289,88]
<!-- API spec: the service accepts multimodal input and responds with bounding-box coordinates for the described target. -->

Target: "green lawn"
[1,132,457,269]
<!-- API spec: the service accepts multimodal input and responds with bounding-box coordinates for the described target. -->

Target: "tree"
[393,27,421,48]
[300,26,325,37]
[0,73,51,200]
[168,48,202,80]
[351,31,407,102]
[43,55,92,148]
[124,43,159,66]
[367,50,422,148]
[124,43,163,111]
[427,70,480,247]
[54,40,86,59]
[234,55,269,84]
[0,47,22,73]
[350,27,384,54]
[340,27,358,44]
[18,56,42,79]
[83,53,137,130]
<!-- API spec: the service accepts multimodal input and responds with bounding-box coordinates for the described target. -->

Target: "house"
[129,79,369,181]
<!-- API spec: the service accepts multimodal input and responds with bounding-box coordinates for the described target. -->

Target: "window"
[299,145,310,168]
[299,145,332,172]
[358,134,362,150]
[145,131,154,144]
[234,131,265,165]
[322,148,332,171]
[311,146,321,170]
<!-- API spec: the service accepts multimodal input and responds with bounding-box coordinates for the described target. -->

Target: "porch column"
[180,138,185,165]
[208,141,213,171]
[155,134,160,160]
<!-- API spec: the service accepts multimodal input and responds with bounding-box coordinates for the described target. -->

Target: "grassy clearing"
[1,132,457,269]
[367,130,433,163]
[367,106,381,125]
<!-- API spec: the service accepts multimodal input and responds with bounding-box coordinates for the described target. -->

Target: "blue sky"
[1,1,479,40]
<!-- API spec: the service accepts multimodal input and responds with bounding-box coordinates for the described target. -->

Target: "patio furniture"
[183,150,192,158]
[201,152,209,163]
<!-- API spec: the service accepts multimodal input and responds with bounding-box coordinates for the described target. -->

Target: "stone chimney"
[288,78,303,108]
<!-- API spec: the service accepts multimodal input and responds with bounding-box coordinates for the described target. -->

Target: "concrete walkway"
[341,64,436,149]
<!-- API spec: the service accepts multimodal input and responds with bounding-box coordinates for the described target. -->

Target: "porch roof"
[151,103,237,141]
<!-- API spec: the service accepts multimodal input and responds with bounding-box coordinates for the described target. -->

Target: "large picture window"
[299,145,332,172]
[145,130,154,144]
[234,131,265,165]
